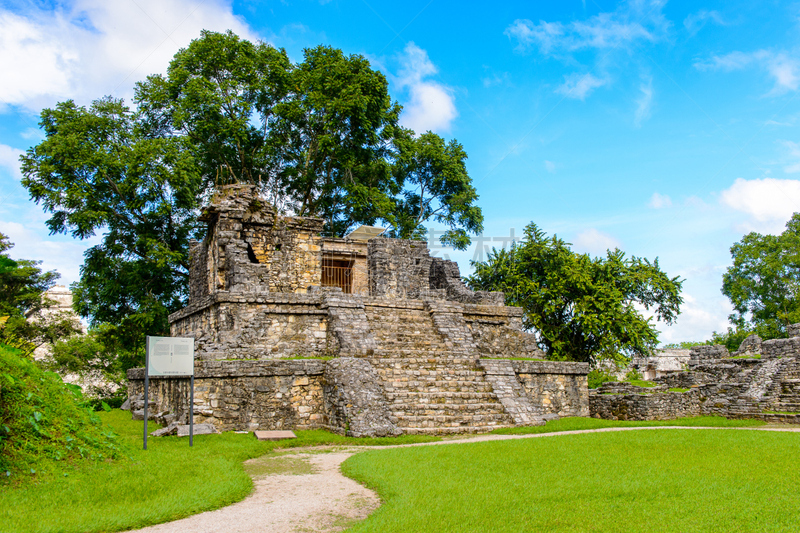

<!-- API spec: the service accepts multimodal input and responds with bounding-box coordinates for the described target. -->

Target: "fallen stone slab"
[132,408,163,421]
[177,423,218,437]
[151,422,180,437]
[254,430,296,441]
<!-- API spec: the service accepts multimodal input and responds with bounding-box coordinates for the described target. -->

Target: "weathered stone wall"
[590,383,701,420]
[591,334,800,423]
[128,360,328,432]
[241,216,323,293]
[170,294,333,360]
[633,348,690,380]
[368,237,433,299]
[513,361,590,417]
[429,258,505,305]
[465,305,544,358]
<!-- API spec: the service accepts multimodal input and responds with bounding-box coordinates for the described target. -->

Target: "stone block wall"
[368,237,433,299]
[589,384,701,420]
[128,360,328,432]
[170,294,334,360]
[513,361,590,417]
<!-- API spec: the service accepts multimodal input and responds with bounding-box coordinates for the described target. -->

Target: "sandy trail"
[129,451,378,533]
[127,426,800,533]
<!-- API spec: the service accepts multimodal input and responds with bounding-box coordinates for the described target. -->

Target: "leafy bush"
[661,340,709,349]
[624,368,643,381]
[0,344,120,483]
[709,327,757,352]
[588,368,617,389]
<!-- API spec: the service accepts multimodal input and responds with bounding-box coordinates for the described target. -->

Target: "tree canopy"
[0,234,80,355]
[721,213,800,340]
[466,223,683,363]
[20,30,483,357]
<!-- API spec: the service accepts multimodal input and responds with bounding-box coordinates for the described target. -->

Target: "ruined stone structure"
[128,185,589,436]
[590,332,800,423]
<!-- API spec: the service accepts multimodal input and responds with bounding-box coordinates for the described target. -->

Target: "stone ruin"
[590,330,800,423]
[128,184,589,436]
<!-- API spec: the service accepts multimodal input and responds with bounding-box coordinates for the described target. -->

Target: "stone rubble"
[590,327,800,423]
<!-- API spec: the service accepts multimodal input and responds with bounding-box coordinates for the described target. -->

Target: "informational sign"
[146,336,194,377]
[144,336,196,450]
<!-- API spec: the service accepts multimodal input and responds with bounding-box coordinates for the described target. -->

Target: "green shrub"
[588,368,617,389]
[624,368,643,381]
[0,344,120,483]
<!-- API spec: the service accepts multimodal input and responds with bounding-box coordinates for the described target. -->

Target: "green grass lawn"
[0,410,440,533]
[488,415,764,434]
[0,412,782,533]
[342,428,800,532]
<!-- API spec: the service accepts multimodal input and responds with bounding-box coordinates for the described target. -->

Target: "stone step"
[383,382,496,392]
[389,402,511,413]
[401,425,514,435]
[385,391,494,401]
[392,414,513,427]
[368,350,473,358]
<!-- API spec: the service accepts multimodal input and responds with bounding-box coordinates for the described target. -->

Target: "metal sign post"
[143,336,195,450]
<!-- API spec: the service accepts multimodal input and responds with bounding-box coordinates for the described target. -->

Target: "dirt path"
[127,426,800,533]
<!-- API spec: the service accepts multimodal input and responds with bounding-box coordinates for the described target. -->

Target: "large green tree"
[20,30,482,359]
[21,97,200,357]
[467,223,683,363]
[721,213,800,339]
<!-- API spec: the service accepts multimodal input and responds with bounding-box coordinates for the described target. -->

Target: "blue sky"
[2,0,800,344]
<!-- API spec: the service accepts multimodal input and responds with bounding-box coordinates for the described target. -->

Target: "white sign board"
[146,336,194,377]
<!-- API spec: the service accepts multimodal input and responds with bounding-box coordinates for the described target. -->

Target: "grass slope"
[0,345,120,482]
[342,429,800,532]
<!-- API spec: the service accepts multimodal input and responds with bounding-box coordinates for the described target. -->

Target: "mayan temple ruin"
[128,184,589,436]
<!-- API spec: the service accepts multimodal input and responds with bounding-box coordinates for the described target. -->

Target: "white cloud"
[0,1,256,112]
[683,10,727,34]
[634,76,653,126]
[544,160,556,173]
[648,192,672,209]
[656,293,732,345]
[0,219,97,285]
[694,50,800,94]
[395,42,457,134]
[555,73,607,100]
[720,177,800,233]
[573,228,621,256]
[504,1,669,55]
[0,144,24,181]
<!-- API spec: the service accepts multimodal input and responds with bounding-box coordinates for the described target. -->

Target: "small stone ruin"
[128,184,589,436]
[591,331,800,423]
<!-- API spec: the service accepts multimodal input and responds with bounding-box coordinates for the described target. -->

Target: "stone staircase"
[478,359,546,426]
[763,359,800,415]
[369,356,515,434]
[364,304,450,353]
